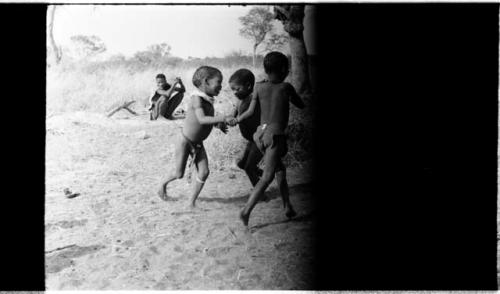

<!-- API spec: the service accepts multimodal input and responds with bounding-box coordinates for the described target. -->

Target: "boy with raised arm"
[149,74,186,120]
[236,51,305,227]
[157,66,236,208]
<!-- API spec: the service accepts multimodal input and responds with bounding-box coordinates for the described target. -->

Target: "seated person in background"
[149,73,186,120]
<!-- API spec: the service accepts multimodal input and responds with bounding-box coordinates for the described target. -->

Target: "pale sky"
[51,5,317,59]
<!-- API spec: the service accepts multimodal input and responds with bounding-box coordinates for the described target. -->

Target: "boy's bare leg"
[244,144,269,202]
[158,137,189,201]
[275,161,296,218]
[244,143,263,187]
[240,146,279,227]
[236,142,251,170]
[155,96,171,121]
[188,147,209,208]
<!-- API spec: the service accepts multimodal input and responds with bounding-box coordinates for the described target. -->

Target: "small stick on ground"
[45,244,77,254]
[107,100,137,118]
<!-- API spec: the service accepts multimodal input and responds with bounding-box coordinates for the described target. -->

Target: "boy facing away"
[157,66,236,208]
[149,74,186,120]
[229,69,263,187]
[236,51,305,227]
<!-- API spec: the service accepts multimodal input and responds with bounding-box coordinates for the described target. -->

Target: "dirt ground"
[45,111,316,290]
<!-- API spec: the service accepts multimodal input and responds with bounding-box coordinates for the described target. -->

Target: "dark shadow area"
[0,5,47,290]
[250,210,316,231]
[313,3,498,290]
[197,182,312,204]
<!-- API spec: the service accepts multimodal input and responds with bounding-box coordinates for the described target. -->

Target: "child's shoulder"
[255,78,270,90]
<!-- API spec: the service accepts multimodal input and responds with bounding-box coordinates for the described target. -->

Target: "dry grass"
[47,62,266,116]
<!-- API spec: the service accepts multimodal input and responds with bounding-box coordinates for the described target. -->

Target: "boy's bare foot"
[285,206,297,219]
[157,184,168,201]
[239,209,249,227]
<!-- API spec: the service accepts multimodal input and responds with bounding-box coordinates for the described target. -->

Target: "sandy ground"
[45,110,316,290]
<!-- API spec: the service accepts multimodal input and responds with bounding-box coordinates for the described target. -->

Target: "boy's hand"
[217,122,228,134]
[225,116,238,126]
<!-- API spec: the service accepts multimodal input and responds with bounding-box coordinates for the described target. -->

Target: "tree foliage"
[239,7,276,67]
[133,43,172,65]
[239,7,274,49]
[70,35,106,60]
[262,32,289,53]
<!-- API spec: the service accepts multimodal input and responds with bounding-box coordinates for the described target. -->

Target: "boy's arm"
[156,83,177,98]
[288,83,305,109]
[149,89,158,104]
[192,96,231,125]
[229,100,240,118]
[148,90,157,110]
[176,78,186,93]
[236,92,257,123]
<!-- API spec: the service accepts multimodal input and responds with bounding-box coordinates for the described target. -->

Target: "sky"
[51,5,317,59]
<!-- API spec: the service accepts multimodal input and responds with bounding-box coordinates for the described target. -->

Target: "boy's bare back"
[254,80,297,132]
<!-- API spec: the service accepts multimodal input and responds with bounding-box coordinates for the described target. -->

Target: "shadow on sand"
[250,211,316,231]
[197,182,312,205]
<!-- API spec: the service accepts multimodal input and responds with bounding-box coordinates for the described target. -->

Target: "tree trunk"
[252,43,258,68]
[274,5,311,95]
[289,34,311,95]
[48,6,62,64]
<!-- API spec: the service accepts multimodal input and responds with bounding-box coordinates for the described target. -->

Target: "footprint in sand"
[149,246,159,255]
[45,219,88,232]
[45,244,106,274]
[91,199,111,215]
[170,208,210,216]
[205,246,233,258]
[175,243,188,252]
[59,278,84,289]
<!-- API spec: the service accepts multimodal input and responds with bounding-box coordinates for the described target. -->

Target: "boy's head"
[229,69,255,100]
[156,73,167,89]
[192,66,223,97]
[263,51,289,82]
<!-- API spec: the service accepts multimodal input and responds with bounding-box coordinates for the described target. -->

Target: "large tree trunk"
[289,34,310,95]
[48,6,62,64]
[274,5,311,95]
[252,43,258,68]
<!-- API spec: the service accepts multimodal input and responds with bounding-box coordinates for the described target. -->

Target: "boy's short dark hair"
[229,69,255,87]
[192,66,222,88]
[156,73,166,80]
[263,51,289,74]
